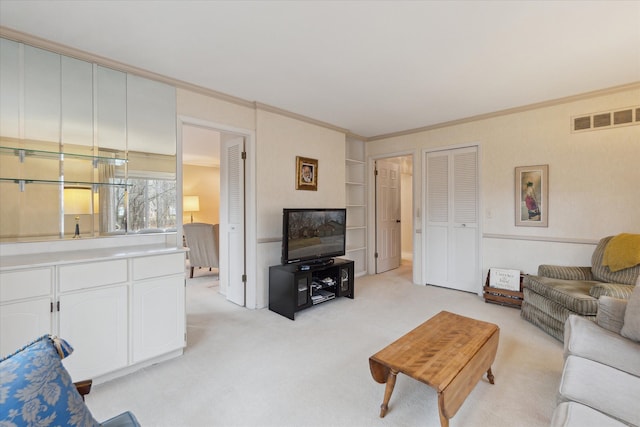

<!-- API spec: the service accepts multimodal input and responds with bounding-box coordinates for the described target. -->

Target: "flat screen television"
[281,208,347,265]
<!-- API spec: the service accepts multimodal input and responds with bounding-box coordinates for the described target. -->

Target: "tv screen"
[282,208,347,264]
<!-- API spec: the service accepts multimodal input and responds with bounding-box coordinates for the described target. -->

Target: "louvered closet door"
[425,146,478,293]
[221,135,246,306]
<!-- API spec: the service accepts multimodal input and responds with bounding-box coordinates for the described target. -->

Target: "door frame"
[421,142,483,295]
[367,150,417,282]
[177,115,258,308]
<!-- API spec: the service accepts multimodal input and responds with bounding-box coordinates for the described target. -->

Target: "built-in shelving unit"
[346,137,367,277]
[0,144,129,190]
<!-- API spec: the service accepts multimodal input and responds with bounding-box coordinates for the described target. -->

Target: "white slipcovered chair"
[183,222,220,278]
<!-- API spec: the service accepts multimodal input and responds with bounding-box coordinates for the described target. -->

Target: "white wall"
[367,87,640,285]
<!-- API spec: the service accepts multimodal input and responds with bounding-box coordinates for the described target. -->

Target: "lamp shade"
[64,187,92,215]
[183,195,200,212]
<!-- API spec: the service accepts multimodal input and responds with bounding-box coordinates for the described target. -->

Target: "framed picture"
[515,164,548,227]
[296,156,318,191]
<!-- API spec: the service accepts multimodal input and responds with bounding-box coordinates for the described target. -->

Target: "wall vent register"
[572,105,639,132]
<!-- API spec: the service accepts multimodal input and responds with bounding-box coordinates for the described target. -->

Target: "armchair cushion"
[559,355,640,427]
[551,402,627,427]
[564,314,640,377]
[591,235,640,285]
[0,335,99,427]
[537,265,593,281]
[524,275,599,315]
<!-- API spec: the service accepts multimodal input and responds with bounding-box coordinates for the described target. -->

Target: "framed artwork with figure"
[515,164,548,227]
[296,156,318,191]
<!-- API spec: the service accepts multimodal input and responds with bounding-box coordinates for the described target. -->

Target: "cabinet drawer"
[59,259,128,293]
[0,268,52,302]
[132,253,184,281]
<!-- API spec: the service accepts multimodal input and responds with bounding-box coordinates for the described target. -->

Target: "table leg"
[379,369,398,418]
[487,367,495,384]
[437,392,450,427]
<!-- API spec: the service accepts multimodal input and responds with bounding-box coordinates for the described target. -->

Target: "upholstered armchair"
[521,235,640,341]
[183,222,220,278]
[1,335,140,426]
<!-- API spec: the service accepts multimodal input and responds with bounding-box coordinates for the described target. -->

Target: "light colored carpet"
[86,264,563,427]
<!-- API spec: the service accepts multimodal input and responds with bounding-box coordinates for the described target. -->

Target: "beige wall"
[255,109,346,241]
[182,164,220,225]
[176,91,347,308]
[7,30,636,306]
[255,109,347,307]
[367,87,640,279]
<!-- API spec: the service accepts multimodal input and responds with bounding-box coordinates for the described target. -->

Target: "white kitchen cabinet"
[0,267,53,357]
[132,253,185,363]
[59,285,128,380]
[0,245,186,383]
[132,275,185,363]
[0,298,52,357]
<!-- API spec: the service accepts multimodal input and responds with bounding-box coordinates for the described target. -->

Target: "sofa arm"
[589,283,635,299]
[538,265,593,281]
[595,296,627,334]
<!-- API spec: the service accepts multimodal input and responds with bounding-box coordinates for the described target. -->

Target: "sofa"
[550,283,640,427]
[0,335,140,427]
[521,234,640,341]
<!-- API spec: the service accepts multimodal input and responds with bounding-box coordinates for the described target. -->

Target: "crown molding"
[254,102,351,135]
[2,26,637,143]
[367,81,640,141]
[0,26,253,110]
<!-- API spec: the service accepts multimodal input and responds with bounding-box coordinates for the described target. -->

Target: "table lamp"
[64,187,92,238]
[183,195,200,223]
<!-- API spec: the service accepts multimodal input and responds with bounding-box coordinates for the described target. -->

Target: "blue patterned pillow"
[0,335,99,427]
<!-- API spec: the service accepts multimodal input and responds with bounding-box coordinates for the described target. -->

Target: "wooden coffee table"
[369,311,499,427]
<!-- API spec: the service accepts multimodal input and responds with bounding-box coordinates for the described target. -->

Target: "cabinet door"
[0,38,20,139]
[59,285,128,381]
[132,275,185,363]
[126,74,177,155]
[0,298,52,358]
[96,66,126,151]
[337,262,354,298]
[295,272,312,310]
[61,55,93,149]
[24,45,61,143]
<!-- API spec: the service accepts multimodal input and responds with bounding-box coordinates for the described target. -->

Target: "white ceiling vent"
[572,106,639,132]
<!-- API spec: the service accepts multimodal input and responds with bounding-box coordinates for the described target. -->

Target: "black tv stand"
[298,258,334,271]
[269,258,354,320]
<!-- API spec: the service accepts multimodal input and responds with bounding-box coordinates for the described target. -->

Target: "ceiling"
[1,1,639,140]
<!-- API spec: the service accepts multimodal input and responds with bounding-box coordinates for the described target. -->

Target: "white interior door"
[424,146,478,293]
[220,135,245,306]
[375,159,401,273]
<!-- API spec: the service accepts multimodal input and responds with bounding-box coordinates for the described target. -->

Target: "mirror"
[0,38,177,242]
